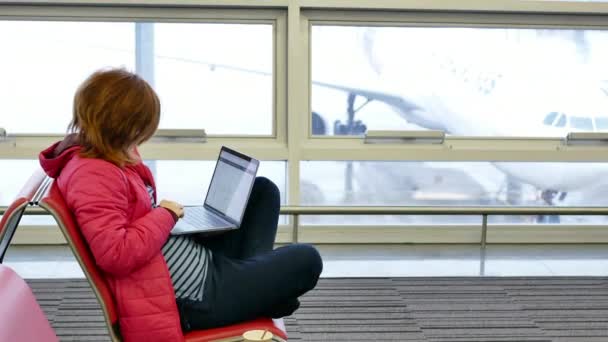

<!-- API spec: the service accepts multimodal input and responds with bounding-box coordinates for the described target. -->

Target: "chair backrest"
[0,169,47,263]
[0,198,28,263]
[39,181,121,342]
[0,264,58,342]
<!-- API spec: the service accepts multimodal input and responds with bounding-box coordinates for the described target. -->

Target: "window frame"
[290,6,608,240]
[299,9,608,163]
[0,5,288,161]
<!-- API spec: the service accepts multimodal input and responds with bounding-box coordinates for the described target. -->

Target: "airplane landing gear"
[538,189,561,223]
[333,92,369,136]
[333,92,371,203]
[333,120,367,135]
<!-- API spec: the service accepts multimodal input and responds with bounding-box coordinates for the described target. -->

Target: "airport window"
[311,25,608,137]
[0,21,135,134]
[3,3,608,244]
[300,161,608,225]
[0,21,273,135]
[153,23,273,135]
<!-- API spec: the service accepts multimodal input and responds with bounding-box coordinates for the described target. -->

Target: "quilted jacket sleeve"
[65,161,175,277]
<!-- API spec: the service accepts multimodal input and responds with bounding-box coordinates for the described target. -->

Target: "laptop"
[170,146,260,235]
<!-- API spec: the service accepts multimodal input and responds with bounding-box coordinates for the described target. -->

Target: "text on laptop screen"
[205,150,257,223]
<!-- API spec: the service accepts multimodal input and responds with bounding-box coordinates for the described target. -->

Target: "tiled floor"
[4,244,608,278]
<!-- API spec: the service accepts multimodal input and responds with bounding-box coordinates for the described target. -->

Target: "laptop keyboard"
[184,208,230,227]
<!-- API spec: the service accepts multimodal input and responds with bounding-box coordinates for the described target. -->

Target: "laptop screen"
[204,147,259,225]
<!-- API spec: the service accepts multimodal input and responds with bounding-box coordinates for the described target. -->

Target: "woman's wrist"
[161,207,179,223]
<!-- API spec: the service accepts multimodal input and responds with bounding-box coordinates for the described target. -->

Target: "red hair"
[70,68,160,166]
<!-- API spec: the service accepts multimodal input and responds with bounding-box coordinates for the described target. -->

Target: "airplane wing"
[312,80,449,132]
[163,54,447,132]
[312,80,419,114]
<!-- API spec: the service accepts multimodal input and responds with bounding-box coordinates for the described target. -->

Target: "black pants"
[176,177,323,331]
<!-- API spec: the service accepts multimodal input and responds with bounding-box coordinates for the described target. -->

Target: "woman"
[39,68,322,342]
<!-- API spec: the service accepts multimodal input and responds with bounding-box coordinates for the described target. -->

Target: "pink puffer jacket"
[40,140,184,342]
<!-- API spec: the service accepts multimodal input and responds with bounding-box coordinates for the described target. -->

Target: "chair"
[39,181,288,342]
[0,170,57,341]
[0,264,58,341]
[0,169,48,263]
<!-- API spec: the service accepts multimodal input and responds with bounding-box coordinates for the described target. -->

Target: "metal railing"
[279,206,608,246]
[4,205,608,247]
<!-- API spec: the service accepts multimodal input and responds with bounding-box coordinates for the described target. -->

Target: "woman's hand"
[159,199,185,219]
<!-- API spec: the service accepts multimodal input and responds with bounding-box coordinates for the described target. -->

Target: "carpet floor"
[27,277,608,342]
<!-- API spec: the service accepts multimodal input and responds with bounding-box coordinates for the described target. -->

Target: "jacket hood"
[38,134,155,187]
[39,134,81,178]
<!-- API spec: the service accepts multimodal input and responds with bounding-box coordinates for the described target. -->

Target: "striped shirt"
[147,186,210,301]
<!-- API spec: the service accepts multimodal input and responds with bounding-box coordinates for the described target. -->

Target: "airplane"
[307,26,608,223]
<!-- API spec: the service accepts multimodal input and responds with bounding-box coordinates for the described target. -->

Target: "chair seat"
[184,318,287,342]
[0,265,58,342]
